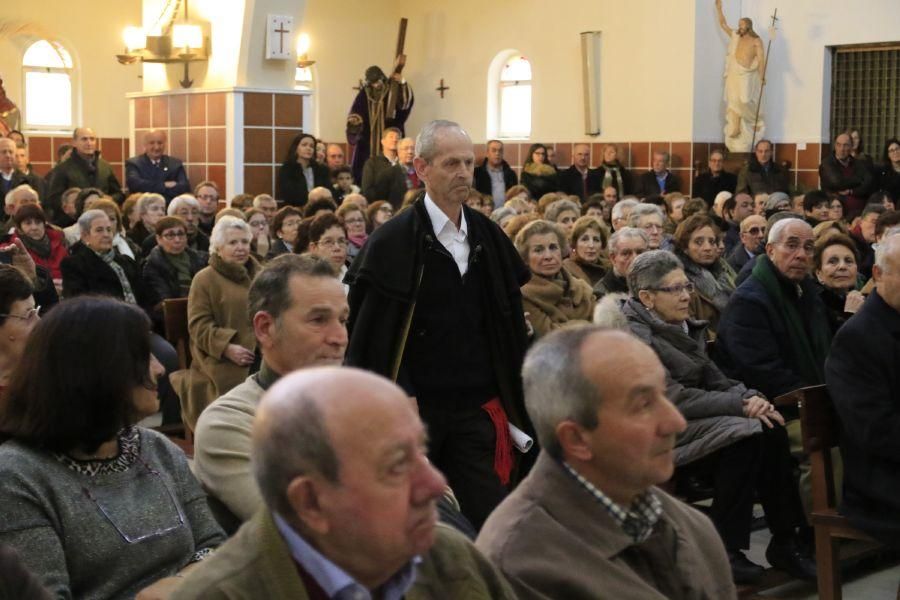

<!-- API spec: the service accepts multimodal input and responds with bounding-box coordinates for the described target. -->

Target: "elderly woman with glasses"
[268,206,303,258]
[308,213,349,292]
[595,250,814,583]
[0,265,38,393]
[337,202,368,261]
[673,214,737,339]
[142,216,209,319]
[0,297,224,599]
[516,220,594,340]
[172,216,260,430]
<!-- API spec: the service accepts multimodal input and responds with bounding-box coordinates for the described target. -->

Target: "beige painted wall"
[0,0,141,137]
[304,0,697,144]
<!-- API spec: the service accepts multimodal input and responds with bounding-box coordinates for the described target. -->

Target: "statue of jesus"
[716,0,766,153]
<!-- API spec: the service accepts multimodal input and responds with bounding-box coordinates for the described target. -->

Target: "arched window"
[492,53,532,139]
[22,40,75,130]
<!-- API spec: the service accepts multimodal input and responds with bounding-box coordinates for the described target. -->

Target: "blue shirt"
[273,513,420,600]
[655,172,668,194]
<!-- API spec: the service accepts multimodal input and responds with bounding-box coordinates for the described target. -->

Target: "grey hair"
[137,193,165,216]
[209,215,252,254]
[522,327,608,459]
[544,199,580,224]
[248,254,337,323]
[253,393,340,520]
[767,217,810,244]
[252,194,275,208]
[167,194,200,216]
[415,119,471,163]
[874,226,900,270]
[653,150,670,163]
[514,219,569,261]
[5,184,38,208]
[627,203,664,227]
[627,250,683,296]
[77,208,109,235]
[608,227,649,255]
[611,198,639,222]
[490,206,516,224]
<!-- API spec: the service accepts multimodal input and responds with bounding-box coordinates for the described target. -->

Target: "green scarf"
[751,255,831,385]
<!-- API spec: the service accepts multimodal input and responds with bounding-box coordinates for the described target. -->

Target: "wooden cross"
[274,21,289,53]
[436,78,449,98]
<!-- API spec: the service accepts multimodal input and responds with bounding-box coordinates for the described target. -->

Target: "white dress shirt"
[424,194,469,276]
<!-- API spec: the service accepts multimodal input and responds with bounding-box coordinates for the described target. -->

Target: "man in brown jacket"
[476,328,737,599]
[173,367,514,600]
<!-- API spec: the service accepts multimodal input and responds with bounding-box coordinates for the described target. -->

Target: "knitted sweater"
[0,428,225,599]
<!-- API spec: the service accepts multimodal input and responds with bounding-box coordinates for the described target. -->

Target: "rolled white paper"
[509,423,533,453]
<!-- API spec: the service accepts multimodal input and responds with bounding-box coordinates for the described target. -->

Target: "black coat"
[878,164,900,201]
[825,291,900,546]
[360,155,394,202]
[142,245,208,309]
[558,166,602,201]
[46,151,123,209]
[345,199,533,433]
[713,257,831,402]
[473,159,517,198]
[277,162,331,207]
[634,170,681,198]
[125,154,191,202]
[594,162,632,196]
[693,171,737,208]
[819,154,874,199]
[736,159,790,196]
[519,165,560,200]
[61,241,148,306]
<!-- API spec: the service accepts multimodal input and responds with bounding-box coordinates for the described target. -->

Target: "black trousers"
[149,333,181,426]
[418,395,508,531]
[707,425,804,551]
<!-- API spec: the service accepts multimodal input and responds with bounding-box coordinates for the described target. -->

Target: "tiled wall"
[133,92,228,198]
[27,136,129,183]
[242,92,304,197]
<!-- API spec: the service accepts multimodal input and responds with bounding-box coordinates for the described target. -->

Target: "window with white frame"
[22,40,74,131]
[498,54,532,139]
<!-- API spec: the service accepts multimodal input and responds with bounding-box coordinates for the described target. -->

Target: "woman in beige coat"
[516,220,595,340]
[174,216,260,429]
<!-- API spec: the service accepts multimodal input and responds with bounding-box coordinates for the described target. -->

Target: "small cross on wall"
[436,78,449,98]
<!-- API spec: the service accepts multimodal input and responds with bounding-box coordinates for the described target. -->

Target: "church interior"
[1,0,900,598]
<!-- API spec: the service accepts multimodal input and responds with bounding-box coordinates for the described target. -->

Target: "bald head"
[253,367,421,515]
[72,127,97,158]
[308,186,334,204]
[143,130,167,161]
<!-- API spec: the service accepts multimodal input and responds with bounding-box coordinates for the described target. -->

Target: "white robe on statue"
[723,32,764,153]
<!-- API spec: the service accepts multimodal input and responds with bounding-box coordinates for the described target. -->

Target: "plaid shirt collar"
[561,461,663,544]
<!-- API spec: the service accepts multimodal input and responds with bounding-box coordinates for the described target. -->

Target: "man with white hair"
[715,218,832,403]
[141,194,210,255]
[125,129,190,202]
[252,193,278,226]
[826,229,900,547]
[610,197,639,231]
[3,184,39,233]
[627,203,667,249]
[593,227,649,297]
[380,136,421,208]
[346,120,532,530]
[477,328,736,599]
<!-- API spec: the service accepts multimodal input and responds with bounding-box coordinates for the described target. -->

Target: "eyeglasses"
[344,217,366,224]
[650,282,694,295]
[319,238,348,248]
[0,305,40,322]
[161,231,187,239]
[744,226,766,235]
[779,240,815,255]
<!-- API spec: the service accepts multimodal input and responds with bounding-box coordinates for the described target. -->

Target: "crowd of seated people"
[2,120,900,599]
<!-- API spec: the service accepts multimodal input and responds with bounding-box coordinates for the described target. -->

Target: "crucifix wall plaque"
[266,15,294,60]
